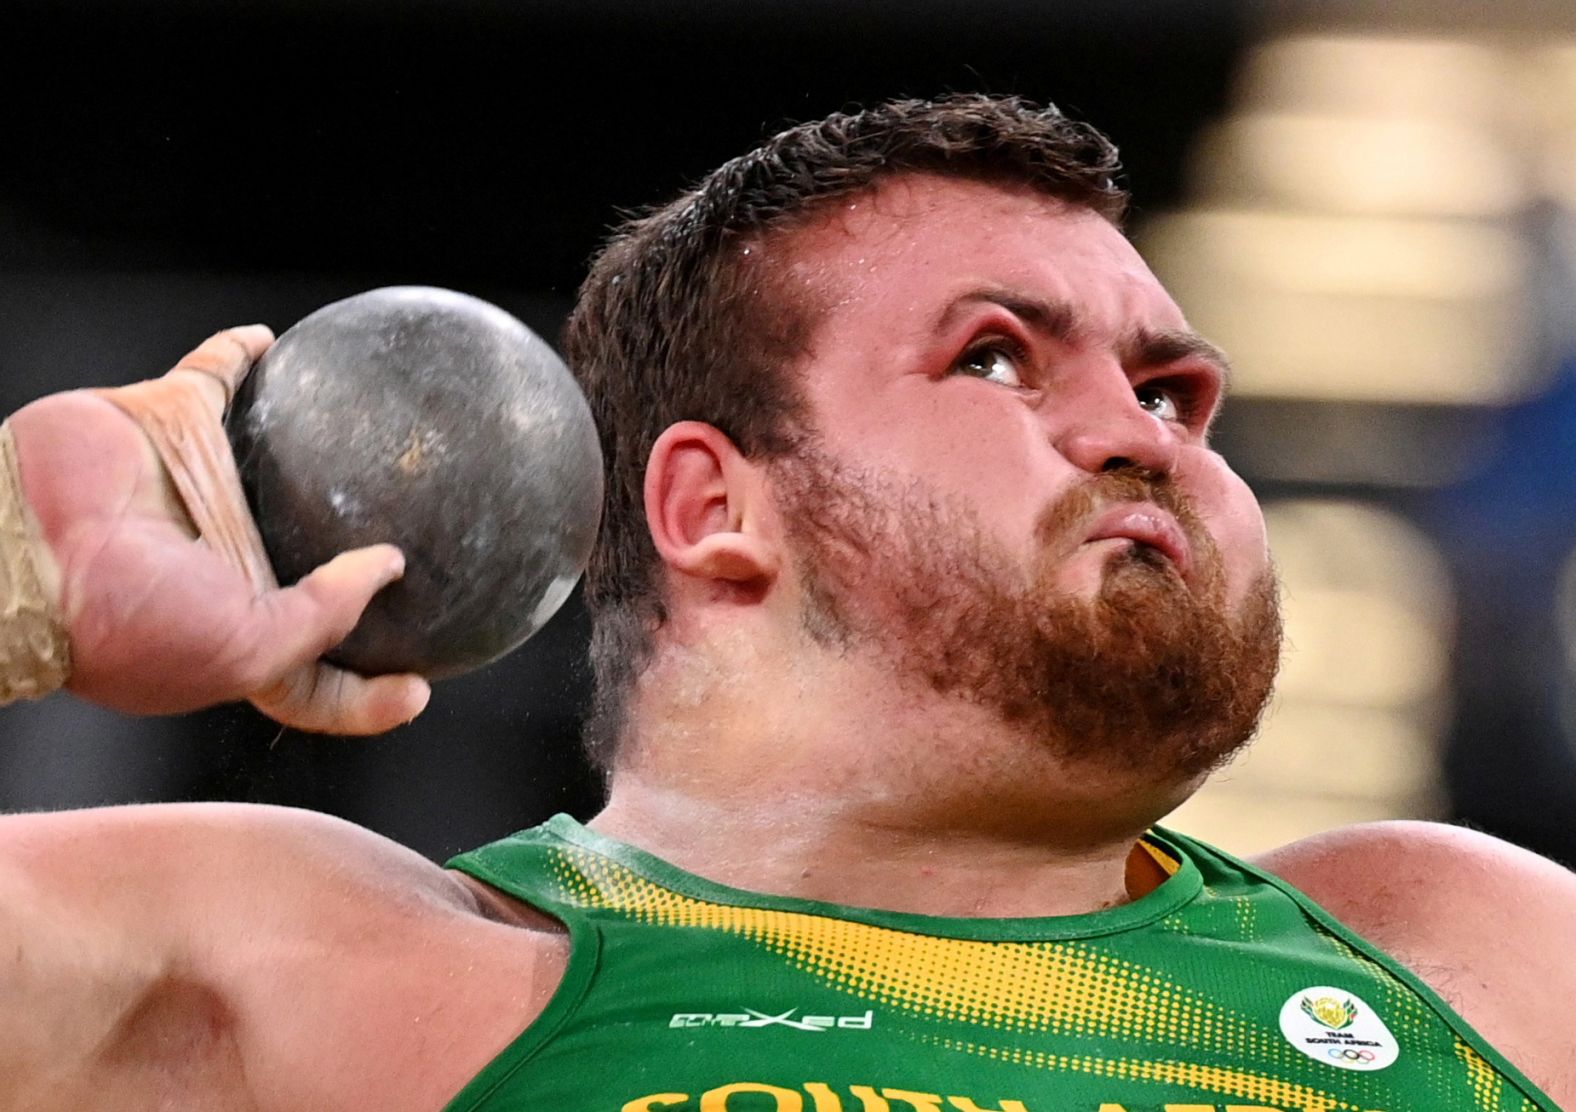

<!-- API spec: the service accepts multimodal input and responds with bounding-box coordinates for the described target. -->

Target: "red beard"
[772,450,1282,781]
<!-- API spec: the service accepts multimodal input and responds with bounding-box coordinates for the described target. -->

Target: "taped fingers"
[93,331,428,734]
[93,366,277,593]
[167,325,275,411]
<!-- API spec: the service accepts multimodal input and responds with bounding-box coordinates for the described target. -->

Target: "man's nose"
[1051,387,1181,476]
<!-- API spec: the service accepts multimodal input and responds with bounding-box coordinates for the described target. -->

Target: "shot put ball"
[226,286,603,679]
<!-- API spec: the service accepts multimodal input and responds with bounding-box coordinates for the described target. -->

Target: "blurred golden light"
[1237,34,1509,123]
[1149,209,1520,302]
[1164,792,1429,856]
[1229,706,1437,800]
[1539,128,1576,210]
[1191,114,1523,217]
[1278,589,1447,706]
[1143,210,1536,404]
[1521,42,1576,137]
[1266,499,1454,625]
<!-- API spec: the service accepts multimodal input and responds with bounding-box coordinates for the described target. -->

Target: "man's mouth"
[1082,504,1191,577]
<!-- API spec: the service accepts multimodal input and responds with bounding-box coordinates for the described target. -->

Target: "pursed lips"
[1082,503,1191,577]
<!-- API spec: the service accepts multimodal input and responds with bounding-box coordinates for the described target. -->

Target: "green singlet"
[441,816,1555,1112]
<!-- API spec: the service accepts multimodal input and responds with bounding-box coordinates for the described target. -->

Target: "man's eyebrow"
[934,289,1083,345]
[934,288,1234,391]
[1123,328,1234,391]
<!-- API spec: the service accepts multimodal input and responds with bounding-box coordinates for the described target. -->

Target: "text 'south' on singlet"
[440,816,1556,1112]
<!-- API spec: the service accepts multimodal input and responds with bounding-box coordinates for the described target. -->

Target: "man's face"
[766,174,1281,781]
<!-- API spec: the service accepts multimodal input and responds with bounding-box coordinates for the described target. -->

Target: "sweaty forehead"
[774,174,1186,345]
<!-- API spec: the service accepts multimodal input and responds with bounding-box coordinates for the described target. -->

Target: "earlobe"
[687,533,781,583]
[645,421,781,585]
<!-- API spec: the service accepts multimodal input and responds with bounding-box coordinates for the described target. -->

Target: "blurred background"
[3,0,1575,867]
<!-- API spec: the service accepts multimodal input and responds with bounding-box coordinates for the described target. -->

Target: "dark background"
[4,1,1572,866]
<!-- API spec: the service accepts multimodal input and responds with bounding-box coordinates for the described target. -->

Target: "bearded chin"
[779,455,1283,784]
[996,552,1283,780]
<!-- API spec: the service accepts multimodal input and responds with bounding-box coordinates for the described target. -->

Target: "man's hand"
[6,326,430,734]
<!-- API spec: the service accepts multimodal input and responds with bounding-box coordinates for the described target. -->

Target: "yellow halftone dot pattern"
[924,1033,1358,1112]
[1316,934,1434,1032]
[1313,933,1455,1094]
[550,849,1280,1059]
[1233,897,1257,942]
[1456,1041,1503,1111]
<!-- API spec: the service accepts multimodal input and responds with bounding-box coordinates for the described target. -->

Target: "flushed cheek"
[1177,453,1270,607]
[827,380,1053,493]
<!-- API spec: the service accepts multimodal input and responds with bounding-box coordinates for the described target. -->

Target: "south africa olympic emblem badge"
[1278,987,1400,1071]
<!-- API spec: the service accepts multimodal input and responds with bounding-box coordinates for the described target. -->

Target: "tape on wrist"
[0,420,71,703]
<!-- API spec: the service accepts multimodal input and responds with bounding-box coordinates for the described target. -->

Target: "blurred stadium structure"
[1149,6,1576,856]
[2,0,1574,865]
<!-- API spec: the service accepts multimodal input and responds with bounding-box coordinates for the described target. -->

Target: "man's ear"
[644,421,782,585]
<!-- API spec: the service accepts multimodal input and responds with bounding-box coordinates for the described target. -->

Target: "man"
[0,96,1569,1111]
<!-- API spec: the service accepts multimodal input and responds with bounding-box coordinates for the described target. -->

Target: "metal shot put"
[228,287,602,678]
[0,96,1570,1111]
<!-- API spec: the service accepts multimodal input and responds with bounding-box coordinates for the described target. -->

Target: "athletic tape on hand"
[0,421,71,704]
[92,376,278,597]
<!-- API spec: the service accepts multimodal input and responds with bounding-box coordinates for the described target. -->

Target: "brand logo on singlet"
[669,1007,874,1032]
[1278,987,1399,1071]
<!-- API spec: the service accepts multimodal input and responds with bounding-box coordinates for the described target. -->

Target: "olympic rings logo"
[1327,1048,1376,1063]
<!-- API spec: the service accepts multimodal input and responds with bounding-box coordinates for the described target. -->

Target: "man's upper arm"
[0,801,473,1110]
[0,804,228,1103]
[1256,820,1576,1107]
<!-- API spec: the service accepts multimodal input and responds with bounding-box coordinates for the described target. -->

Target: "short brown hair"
[563,93,1128,772]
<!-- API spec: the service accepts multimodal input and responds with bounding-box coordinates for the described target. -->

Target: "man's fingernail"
[406,679,431,721]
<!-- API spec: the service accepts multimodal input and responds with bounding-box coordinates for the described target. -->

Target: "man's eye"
[1135,384,1182,422]
[953,343,1023,387]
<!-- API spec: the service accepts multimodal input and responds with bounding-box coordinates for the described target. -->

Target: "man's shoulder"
[1248,818,1576,938]
[0,801,566,1110]
[1249,820,1576,1106]
[2,800,480,920]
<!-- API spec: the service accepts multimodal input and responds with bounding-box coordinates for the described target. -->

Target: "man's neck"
[593,786,1166,919]
[588,645,1191,919]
